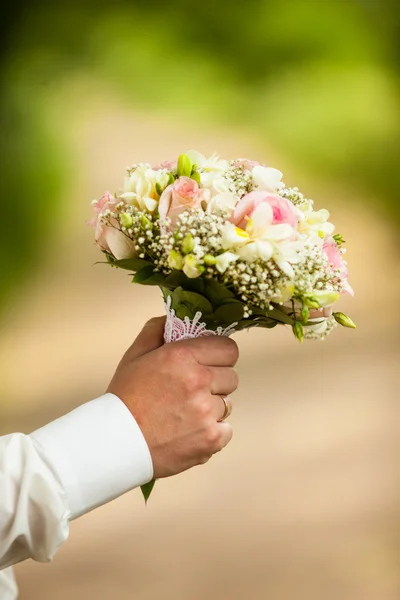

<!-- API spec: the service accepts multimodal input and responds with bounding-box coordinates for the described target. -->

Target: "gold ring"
[217,396,230,422]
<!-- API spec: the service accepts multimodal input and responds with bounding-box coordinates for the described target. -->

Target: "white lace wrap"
[164,297,237,343]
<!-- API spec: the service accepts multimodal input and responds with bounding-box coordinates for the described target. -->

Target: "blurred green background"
[1,0,399,311]
[0,2,399,600]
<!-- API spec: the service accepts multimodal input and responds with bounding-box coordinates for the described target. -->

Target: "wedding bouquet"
[90,150,355,344]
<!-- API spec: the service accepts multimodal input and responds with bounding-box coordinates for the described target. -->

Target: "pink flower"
[88,192,116,226]
[153,159,177,171]
[323,237,354,296]
[158,176,206,226]
[89,192,135,259]
[231,191,299,231]
[233,158,260,171]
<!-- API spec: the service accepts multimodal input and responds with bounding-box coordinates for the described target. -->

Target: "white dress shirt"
[0,393,154,599]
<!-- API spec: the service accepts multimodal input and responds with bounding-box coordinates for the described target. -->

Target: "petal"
[262,223,293,241]
[120,192,136,203]
[106,228,136,260]
[250,202,273,228]
[143,197,158,212]
[215,252,239,273]
[186,150,206,167]
[275,259,295,278]
[252,166,283,191]
[308,209,330,225]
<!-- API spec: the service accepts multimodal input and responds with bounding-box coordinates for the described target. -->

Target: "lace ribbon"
[164,296,237,343]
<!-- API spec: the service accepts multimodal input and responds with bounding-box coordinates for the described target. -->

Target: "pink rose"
[90,192,135,259]
[323,237,354,296]
[233,158,260,171]
[231,191,299,230]
[153,159,177,171]
[158,176,206,226]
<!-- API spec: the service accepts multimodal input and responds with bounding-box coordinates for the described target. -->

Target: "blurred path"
[0,102,399,600]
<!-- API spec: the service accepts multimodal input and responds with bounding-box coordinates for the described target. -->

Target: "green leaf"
[133,265,165,285]
[164,270,188,289]
[203,279,234,307]
[252,319,279,329]
[214,301,244,324]
[155,182,163,197]
[268,306,294,325]
[141,480,156,503]
[177,154,192,177]
[179,289,213,315]
[113,257,152,272]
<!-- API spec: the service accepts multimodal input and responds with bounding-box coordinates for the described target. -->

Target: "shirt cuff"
[30,393,154,519]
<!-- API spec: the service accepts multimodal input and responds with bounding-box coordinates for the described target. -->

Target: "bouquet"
[90,151,355,499]
[90,150,355,343]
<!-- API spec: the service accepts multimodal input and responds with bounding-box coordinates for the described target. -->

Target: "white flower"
[221,203,299,275]
[304,318,328,335]
[215,252,239,273]
[298,201,335,237]
[186,150,230,195]
[122,167,169,212]
[206,192,239,215]
[252,166,284,193]
[183,254,204,278]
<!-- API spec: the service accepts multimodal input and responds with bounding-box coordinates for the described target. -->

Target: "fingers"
[208,366,238,396]
[216,422,233,451]
[309,307,332,319]
[180,336,239,367]
[128,316,166,361]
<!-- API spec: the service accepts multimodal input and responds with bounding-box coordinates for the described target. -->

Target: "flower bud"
[183,254,205,279]
[191,171,201,184]
[305,296,320,309]
[333,312,356,328]
[168,250,184,270]
[204,254,217,265]
[292,321,304,343]
[301,305,310,324]
[177,154,192,178]
[120,212,133,228]
[141,214,153,229]
[181,233,195,254]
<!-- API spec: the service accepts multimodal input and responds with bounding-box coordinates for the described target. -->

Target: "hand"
[107,318,239,479]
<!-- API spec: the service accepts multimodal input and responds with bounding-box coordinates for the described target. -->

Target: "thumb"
[127,316,166,361]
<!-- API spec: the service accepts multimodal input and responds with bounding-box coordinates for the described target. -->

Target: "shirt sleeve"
[0,393,154,574]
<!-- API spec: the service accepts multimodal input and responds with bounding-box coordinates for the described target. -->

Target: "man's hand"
[107,318,239,479]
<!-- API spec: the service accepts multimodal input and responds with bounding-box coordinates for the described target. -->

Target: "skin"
[108,317,239,479]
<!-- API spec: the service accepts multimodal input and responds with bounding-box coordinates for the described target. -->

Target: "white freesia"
[206,192,239,215]
[122,167,169,212]
[215,252,239,273]
[304,318,328,335]
[252,166,284,193]
[186,150,230,195]
[298,201,335,237]
[222,203,299,275]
